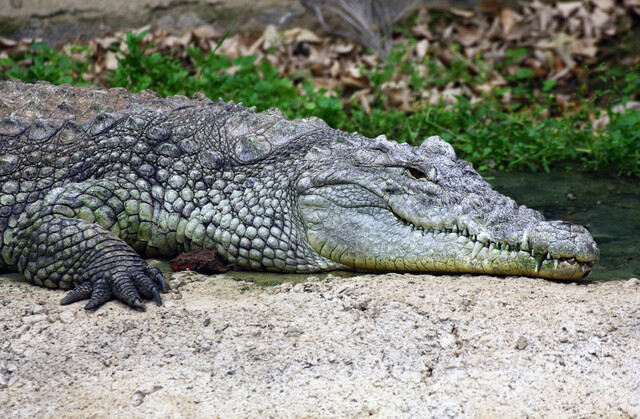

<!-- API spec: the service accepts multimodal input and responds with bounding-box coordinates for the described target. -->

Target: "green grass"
[1,30,639,176]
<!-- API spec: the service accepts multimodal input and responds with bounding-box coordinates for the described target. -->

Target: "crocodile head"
[296,135,599,279]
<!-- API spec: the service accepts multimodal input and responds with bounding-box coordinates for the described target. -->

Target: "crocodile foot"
[61,263,169,311]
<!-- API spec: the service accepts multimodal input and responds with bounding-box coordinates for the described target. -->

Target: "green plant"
[1,29,639,176]
[0,42,90,84]
[109,30,192,96]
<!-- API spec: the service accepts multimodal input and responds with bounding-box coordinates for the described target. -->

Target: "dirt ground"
[1,269,639,418]
[0,0,306,45]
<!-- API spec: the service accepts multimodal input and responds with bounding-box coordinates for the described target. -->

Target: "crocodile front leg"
[8,180,168,310]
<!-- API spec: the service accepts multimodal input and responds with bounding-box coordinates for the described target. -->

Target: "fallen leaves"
[1,1,637,117]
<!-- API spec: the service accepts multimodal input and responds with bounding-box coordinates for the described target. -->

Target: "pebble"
[623,277,639,287]
[15,324,30,335]
[515,336,529,350]
[30,304,46,315]
[0,372,7,387]
[59,310,76,324]
[22,314,48,325]
[292,283,305,293]
[169,278,182,287]
[131,391,146,407]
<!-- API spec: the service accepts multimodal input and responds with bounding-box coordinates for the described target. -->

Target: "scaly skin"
[0,80,599,310]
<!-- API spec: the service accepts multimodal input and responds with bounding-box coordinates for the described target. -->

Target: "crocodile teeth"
[471,241,484,259]
[534,253,546,273]
[553,259,559,270]
[521,231,530,252]
[452,225,458,233]
[489,242,495,251]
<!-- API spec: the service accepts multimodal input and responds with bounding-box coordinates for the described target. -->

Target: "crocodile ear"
[419,136,457,159]
[305,146,330,160]
[331,136,358,148]
[0,116,27,136]
[234,134,272,163]
[29,119,65,142]
[58,121,86,145]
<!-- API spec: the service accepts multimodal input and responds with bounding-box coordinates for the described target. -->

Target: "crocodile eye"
[408,167,427,180]
[409,167,427,179]
[408,166,437,182]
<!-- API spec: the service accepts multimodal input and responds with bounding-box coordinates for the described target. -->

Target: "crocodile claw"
[60,262,169,311]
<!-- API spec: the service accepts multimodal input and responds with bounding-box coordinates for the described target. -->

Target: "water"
[485,171,640,281]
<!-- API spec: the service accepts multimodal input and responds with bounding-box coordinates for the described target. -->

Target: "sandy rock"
[623,277,639,287]
[0,271,638,417]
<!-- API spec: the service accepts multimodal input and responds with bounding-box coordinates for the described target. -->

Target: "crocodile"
[0,80,600,310]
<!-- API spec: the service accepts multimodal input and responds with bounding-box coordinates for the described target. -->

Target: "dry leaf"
[94,36,119,50]
[296,28,321,44]
[325,60,337,78]
[386,87,413,111]
[525,58,548,77]
[555,93,571,110]
[455,24,483,47]
[591,0,615,11]
[530,0,554,32]
[3,0,636,115]
[557,2,582,18]
[569,38,598,57]
[485,17,503,39]
[506,20,533,41]
[104,51,120,72]
[441,88,462,105]
[500,8,522,34]
[308,45,331,68]
[500,89,512,105]
[351,89,372,114]
[567,17,583,34]
[192,25,217,40]
[612,101,640,113]
[414,39,429,60]
[312,77,342,91]
[591,111,610,131]
[331,43,355,55]
[412,24,433,40]
[589,8,611,30]
[262,24,281,50]
[159,32,192,49]
[282,27,302,43]
[220,35,242,59]
[536,32,577,69]
[342,76,370,89]
[0,37,17,48]
[441,24,455,41]
[450,8,476,18]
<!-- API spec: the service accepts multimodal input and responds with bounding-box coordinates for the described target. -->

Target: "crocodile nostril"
[385,184,401,194]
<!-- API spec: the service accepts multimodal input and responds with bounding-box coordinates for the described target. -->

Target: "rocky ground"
[1,269,638,418]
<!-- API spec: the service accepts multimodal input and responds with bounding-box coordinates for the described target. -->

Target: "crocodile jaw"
[298,188,599,280]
